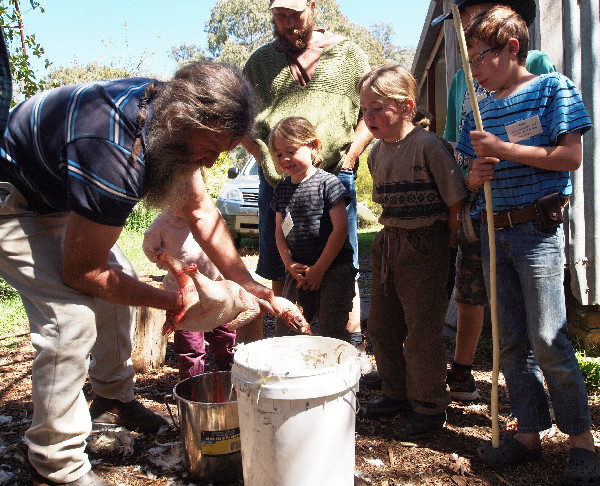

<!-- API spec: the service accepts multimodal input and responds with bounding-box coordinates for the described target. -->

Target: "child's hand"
[301,265,326,291]
[470,130,505,158]
[449,229,458,249]
[289,262,308,286]
[471,156,500,185]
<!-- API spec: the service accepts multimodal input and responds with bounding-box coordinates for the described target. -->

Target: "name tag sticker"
[282,213,293,238]
[505,115,543,143]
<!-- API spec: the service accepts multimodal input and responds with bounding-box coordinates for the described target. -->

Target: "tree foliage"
[0,0,49,103]
[370,22,416,68]
[311,0,385,67]
[45,62,132,89]
[170,43,206,64]
[205,0,272,67]
[183,0,414,70]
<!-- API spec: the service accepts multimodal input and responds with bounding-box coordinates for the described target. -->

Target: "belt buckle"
[493,211,512,231]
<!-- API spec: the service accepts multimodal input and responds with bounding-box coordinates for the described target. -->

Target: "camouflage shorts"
[454,228,489,306]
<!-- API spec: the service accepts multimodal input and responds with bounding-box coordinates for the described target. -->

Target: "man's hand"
[341,154,357,171]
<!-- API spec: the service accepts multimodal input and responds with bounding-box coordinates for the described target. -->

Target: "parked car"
[216,156,259,248]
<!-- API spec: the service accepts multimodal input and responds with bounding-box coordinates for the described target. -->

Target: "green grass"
[0,295,28,338]
[358,226,380,253]
[240,238,259,251]
[118,227,150,265]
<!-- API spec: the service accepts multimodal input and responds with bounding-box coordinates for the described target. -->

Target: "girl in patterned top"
[358,64,468,439]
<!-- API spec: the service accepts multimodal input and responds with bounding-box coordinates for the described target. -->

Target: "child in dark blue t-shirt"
[268,116,355,340]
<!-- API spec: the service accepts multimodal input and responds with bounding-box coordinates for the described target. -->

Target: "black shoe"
[365,396,411,417]
[393,411,446,440]
[446,369,480,401]
[360,369,383,390]
[89,396,169,433]
[561,447,600,486]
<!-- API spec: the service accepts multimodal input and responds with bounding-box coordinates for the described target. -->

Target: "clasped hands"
[288,262,325,292]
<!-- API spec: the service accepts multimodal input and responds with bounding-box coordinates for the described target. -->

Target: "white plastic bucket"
[231,336,360,486]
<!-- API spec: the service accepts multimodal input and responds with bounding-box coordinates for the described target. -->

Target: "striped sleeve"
[546,76,591,144]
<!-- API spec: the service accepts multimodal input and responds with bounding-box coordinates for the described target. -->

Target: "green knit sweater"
[244,39,369,187]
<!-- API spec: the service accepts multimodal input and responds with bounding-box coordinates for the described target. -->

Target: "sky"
[21,1,430,80]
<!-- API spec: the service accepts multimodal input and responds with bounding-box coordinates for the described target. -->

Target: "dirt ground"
[1,249,599,486]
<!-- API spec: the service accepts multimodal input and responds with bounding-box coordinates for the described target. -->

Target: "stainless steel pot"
[165,371,243,483]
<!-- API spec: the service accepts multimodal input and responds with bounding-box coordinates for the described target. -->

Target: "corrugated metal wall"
[565,0,600,306]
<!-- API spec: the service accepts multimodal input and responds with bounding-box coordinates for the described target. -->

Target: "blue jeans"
[256,166,286,281]
[480,220,591,435]
[337,169,359,276]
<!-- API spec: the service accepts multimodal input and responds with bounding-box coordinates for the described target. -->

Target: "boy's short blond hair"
[358,64,418,120]
[465,5,529,65]
[268,116,323,174]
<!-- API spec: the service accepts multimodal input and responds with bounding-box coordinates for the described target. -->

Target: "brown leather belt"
[482,205,537,230]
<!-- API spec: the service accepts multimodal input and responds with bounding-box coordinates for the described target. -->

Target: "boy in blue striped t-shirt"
[455,5,598,483]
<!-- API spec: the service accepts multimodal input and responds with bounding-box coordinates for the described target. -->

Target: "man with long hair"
[0,61,272,486]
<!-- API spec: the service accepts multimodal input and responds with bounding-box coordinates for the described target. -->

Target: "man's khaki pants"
[0,183,136,483]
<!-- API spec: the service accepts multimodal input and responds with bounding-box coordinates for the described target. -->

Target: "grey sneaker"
[354,341,375,375]
[31,470,117,486]
[446,370,480,401]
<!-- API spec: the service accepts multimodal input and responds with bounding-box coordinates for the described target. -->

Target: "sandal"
[562,447,600,486]
[477,433,541,469]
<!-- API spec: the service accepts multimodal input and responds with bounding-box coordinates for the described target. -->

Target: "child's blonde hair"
[465,5,529,65]
[358,64,418,119]
[268,116,323,174]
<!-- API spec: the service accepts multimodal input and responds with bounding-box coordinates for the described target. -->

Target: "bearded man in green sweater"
[242,0,375,375]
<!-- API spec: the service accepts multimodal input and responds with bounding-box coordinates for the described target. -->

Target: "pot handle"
[164,394,179,431]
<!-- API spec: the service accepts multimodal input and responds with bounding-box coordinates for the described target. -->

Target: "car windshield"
[243,157,258,176]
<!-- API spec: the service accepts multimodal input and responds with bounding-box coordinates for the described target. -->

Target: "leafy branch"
[0,0,49,103]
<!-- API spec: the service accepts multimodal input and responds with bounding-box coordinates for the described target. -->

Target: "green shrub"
[124,203,160,233]
[204,152,233,201]
[0,277,19,300]
[355,146,382,219]
[355,151,373,207]
[576,350,600,395]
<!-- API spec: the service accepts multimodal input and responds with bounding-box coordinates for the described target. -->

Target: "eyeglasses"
[468,47,497,68]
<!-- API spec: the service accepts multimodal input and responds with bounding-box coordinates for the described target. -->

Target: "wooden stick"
[0,330,29,341]
[451,3,500,448]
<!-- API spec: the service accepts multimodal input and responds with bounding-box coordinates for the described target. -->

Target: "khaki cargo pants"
[0,183,136,483]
